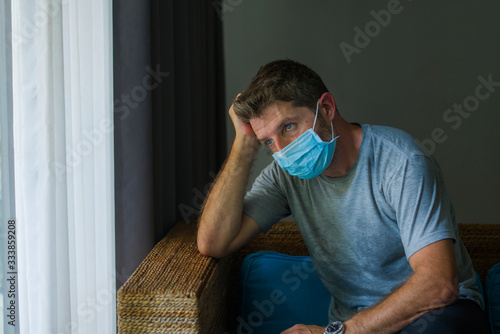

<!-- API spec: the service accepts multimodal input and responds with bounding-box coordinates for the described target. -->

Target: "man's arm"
[281,239,458,334]
[342,238,458,334]
[197,102,263,258]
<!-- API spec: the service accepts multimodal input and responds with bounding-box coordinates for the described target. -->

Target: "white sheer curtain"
[11,0,116,333]
[1,0,17,331]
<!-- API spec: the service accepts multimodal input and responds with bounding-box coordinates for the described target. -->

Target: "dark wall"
[223,0,500,224]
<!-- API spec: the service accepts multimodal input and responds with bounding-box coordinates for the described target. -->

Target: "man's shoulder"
[361,124,435,187]
[363,124,426,159]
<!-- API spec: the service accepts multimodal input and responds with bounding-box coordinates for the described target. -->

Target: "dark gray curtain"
[114,0,226,288]
[151,1,227,242]
[113,1,155,288]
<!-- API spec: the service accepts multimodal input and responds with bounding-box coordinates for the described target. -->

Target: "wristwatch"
[324,321,344,334]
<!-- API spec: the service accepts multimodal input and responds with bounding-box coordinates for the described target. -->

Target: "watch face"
[326,321,343,333]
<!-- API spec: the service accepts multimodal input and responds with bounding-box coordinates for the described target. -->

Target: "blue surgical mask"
[272,100,338,179]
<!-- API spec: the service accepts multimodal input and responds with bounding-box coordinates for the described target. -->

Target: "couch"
[117,221,500,333]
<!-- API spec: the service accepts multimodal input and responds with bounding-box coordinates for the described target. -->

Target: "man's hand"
[281,324,326,334]
[229,103,254,138]
[228,95,260,145]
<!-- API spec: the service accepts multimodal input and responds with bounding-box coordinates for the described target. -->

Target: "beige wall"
[223,0,500,224]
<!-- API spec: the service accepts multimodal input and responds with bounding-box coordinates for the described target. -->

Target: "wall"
[222,0,500,224]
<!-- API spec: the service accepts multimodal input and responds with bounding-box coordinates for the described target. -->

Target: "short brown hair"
[233,59,329,122]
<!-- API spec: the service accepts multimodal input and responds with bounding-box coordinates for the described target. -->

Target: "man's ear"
[319,92,336,122]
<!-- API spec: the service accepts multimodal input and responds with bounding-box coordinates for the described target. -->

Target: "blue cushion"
[238,251,331,333]
[486,262,500,334]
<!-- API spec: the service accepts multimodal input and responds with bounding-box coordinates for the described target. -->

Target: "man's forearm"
[197,136,258,257]
[343,245,459,333]
[343,275,431,333]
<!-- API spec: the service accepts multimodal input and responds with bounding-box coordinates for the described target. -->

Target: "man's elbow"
[197,244,227,259]
[197,235,229,259]
[435,278,460,306]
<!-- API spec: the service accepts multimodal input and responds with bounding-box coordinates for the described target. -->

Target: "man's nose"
[273,137,293,153]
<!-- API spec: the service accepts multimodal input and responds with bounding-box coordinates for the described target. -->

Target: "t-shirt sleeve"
[385,154,457,259]
[243,162,291,233]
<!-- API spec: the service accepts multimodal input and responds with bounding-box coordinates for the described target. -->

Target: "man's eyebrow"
[257,118,295,142]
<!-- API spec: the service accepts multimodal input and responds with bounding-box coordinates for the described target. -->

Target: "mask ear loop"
[312,100,320,131]
[313,100,336,141]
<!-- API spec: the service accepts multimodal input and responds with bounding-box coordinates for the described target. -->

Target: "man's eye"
[285,124,294,131]
[265,139,274,146]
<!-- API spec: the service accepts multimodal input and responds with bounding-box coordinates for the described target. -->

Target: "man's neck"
[322,122,363,178]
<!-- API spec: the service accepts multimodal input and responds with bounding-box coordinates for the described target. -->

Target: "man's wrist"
[324,321,344,334]
[232,134,259,156]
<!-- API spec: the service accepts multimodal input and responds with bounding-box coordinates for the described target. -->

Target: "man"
[197,59,489,333]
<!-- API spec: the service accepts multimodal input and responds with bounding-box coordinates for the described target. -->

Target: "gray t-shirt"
[243,124,483,322]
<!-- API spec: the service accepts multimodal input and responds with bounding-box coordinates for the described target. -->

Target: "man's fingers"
[228,95,259,141]
[281,324,325,334]
[280,324,300,333]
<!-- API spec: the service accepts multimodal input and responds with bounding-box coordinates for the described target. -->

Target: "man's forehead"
[254,101,307,122]
[250,103,293,128]
[249,102,312,136]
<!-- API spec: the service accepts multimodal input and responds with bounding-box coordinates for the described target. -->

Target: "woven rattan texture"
[117,221,499,334]
[117,222,229,334]
[458,223,500,285]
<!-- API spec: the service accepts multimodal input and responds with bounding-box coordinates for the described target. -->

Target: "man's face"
[250,101,331,153]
